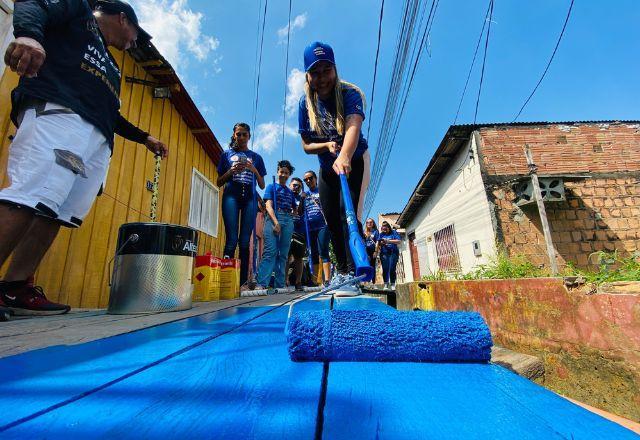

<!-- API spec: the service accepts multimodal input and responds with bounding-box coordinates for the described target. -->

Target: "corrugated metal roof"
[128,41,223,164]
[396,120,640,228]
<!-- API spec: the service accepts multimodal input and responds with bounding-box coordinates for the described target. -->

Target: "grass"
[422,250,640,285]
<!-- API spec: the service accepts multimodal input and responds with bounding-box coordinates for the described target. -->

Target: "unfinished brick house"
[397,121,640,281]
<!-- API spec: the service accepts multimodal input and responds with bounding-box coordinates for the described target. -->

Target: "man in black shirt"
[0,0,168,319]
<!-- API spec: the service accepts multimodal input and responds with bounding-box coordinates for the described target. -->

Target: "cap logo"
[313,48,326,56]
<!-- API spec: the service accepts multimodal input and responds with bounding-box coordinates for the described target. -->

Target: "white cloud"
[277,13,307,43]
[130,0,220,75]
[255,122,297,154]
[285,68,306,116]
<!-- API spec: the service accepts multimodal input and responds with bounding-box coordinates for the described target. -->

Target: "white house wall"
[402,132,497,280]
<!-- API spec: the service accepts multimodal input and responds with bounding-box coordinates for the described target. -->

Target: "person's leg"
[237,196,256,285]
[390,253,399,285]
[255,218,277,286]
[319,168,349,274]
[4,216,61,282]
[380,253,390,284]
[273,215,294,288]
[317,226,332,283]
[0,204,35,268]
[221,192,240,258]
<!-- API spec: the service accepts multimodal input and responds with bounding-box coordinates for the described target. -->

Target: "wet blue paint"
[1,298,330,439]
[0,305,268,427]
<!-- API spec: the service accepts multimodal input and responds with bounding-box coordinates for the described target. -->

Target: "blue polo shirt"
[298,85,368,171]
[263,183,295,213]
[379,230,401,255]
[217,149,267,199]
[303,187,326,231]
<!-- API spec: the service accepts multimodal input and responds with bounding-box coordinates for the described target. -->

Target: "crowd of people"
[216,41,402,293]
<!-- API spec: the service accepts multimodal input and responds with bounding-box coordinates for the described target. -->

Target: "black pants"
[318,156,365,274]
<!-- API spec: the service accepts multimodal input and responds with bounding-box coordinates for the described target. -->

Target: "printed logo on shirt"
[230,153,254,186]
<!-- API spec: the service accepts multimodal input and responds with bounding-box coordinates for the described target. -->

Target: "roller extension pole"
[339,174,374,281]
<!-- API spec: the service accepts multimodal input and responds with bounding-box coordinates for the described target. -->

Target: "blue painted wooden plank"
[0,305,272,427]
[1,298,330,439]
[321,297,638,440]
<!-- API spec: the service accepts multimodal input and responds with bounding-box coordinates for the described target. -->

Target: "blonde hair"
[304,67,366,137]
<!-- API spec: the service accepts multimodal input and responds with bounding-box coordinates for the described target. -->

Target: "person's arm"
[386,231,401,245]
[265,200,280,235]
[114,115,169,158]
[301,135,341,156]
[6,0,84,77]
[216,163,245,187]
[245,161,265,189]
[332,114,363,175]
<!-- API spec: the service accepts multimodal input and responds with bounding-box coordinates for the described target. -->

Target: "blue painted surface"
[0,305,268,426]
[0,295,637,439]
[1,298,329,439]
[322,297,639,440]
[288,309,492,362]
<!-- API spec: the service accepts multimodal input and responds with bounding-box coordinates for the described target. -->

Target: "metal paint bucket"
[108,223,198,314]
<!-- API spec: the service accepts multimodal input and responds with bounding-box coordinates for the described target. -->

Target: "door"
[408,232,420,281]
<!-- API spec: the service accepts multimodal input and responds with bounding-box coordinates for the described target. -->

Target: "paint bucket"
[108,222,198,314]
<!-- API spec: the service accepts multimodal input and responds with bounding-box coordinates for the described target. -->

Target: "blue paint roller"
[288,309,492,362]
[339,173,374,282]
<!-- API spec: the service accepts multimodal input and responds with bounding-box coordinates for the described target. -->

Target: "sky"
[130,0,640,219]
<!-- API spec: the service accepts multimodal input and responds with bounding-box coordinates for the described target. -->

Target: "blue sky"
[132,0,640,218]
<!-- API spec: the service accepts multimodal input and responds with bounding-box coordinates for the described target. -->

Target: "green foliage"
[565,251,640,284]
[421,250,640,284]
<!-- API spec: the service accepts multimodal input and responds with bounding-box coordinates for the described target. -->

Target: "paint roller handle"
[338,174,374,282]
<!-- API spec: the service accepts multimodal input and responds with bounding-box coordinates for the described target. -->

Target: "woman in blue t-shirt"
[377,221,401,290]
[364,218,379,268]
[216,123,267,287]
[302,170,331,285]
[298,41,370,276]
[255,160,296,289]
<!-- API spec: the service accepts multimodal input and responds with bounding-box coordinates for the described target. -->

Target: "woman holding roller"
[217,123,267,287]
[298,41,370,275]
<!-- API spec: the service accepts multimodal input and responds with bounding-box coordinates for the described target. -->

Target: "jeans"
[221,191,257,285]
[308,226,331,263]
[380,252,399,284]
[256,212,294,288]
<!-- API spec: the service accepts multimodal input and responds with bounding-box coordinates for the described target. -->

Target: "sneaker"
[1,282,70,316]
[0,297,11,322]
[391,284,396,291]
[295,283,304,292]
[383,283,391,291]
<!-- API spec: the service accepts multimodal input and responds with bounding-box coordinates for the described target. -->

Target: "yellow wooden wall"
[0,50,224,308]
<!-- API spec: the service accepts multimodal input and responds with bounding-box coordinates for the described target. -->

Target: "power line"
[364,0,439,218]
[473,0,493,124]
[365,0,385,142]
[453,0,492,125]
[251,0,268,148]
[512,0,575,122]
[280,0,293,160]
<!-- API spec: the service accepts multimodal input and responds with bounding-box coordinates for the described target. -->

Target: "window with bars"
[188,168,219,237]
[433,224,461,272]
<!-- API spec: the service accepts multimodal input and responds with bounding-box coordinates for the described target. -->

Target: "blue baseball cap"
[304,41,335,71]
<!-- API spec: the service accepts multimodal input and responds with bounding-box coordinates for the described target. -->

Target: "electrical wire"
[280,0,293,160]
[473,0,493,124]
[365,0,385,142]
[512,0,575,122]
[251,0,269,148]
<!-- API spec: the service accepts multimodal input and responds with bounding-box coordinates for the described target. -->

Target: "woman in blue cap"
[298,41,370,276]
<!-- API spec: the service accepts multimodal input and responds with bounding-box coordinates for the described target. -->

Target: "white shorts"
[0,102,111,227]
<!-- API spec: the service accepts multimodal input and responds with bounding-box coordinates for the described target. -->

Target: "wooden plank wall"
[0,50,225,308]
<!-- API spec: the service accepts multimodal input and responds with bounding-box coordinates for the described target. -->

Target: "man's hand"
[326,141,341,156]
[145,136,168,159]
[4,37,46,78]
[272,222,281,235]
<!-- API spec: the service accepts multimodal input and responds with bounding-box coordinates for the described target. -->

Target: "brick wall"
[478,122,640,177]
[479,123,640,268]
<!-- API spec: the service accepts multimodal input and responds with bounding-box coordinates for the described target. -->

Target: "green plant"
[566,250,640,285]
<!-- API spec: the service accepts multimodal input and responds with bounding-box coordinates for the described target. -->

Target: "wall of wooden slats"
[0,49,224,308]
